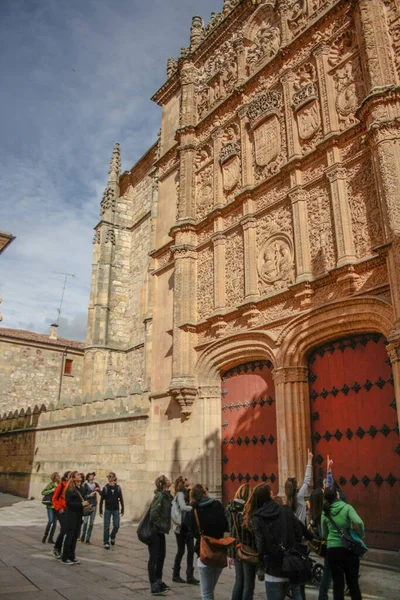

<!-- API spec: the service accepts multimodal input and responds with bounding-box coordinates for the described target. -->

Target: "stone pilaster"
[386,340,400,428]
[177,62,197,220]
[235,33,246,86]
[212,129,224,207]
[211,232,226,311]
[353,0,397,93]
[273,366,311,492]
[314,43,340,135]
[241,215,259,300]
[238,106,254,188]
[281,71,300,159]
[326,163,357,268]
[289,187,313,282]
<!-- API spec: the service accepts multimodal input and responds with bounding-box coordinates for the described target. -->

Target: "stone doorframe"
[195,295,395,497]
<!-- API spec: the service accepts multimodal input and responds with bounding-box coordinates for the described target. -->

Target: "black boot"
[172,574,185,583]
[41,535,47,543]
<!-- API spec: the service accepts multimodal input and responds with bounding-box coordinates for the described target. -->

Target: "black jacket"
[150,490,173,534]
[100,484,124,513]
[253,501,302,577]
[65,485,85,515]
[187,497,228,555]
[226,499,256,557]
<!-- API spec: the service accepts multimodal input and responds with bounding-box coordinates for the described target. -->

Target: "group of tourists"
[41,470,124,564]
[142,451,365,600]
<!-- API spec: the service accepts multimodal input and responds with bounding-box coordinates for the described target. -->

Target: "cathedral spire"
[108,142,121,184]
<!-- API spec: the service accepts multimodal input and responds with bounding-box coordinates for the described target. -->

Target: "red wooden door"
[308,333,399,550]
[221,360,278,504]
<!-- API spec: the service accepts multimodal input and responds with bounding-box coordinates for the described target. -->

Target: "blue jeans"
[82,505,97,541]
[43,506,57,541]
[232,558,257,600]
[318,556,332,600]
[198,564,223,600]
[265,580,302,600]
[103,509,120,544]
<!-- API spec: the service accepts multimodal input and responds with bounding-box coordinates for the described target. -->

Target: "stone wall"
[0,334,84,415]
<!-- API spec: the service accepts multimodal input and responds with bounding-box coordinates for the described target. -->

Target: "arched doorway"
[221,360,278,503]
[308,333,399,550]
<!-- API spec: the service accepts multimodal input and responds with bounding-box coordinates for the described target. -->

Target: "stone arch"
[243,2,277,42]
[196,330,276,386]
[276,295,394,368]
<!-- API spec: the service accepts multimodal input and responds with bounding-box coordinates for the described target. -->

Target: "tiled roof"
[0,327,84,350]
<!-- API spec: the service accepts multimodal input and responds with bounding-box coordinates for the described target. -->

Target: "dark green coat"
[150,490,172,534]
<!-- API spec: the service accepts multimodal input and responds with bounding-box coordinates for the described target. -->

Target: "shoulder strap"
[232,512,242,544]
[327,513,344,536]
[194,508,203,535]
[76,487,85,502]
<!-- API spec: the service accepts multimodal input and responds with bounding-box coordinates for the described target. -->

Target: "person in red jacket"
[52,470,71,559]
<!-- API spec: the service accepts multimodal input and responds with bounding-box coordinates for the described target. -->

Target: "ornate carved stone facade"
[2,1,400,529]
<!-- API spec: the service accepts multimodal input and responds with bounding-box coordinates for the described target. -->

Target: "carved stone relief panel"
[347,158,383,258]
[328,29,365,131]
[244,3,281,77]
[248,89,287,182]
[220,122,242,201]
[196,164,214,221]
[307,183,337,275]
[309,0,335,18]
[285,0,308,40]
[256,203,294,295]
[384,0,400,80]
[292,61,323,154]
[257,233,295,294]
[195,143,213,171]
[197,32,239,120]
[224,205,243,230]
[225,230,245,308]
[302,156,326,184]
[256,179,290,212]
[197,222,214,245]
[197,245,214,321]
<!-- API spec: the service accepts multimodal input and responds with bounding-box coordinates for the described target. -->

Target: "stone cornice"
[273,366,309,384]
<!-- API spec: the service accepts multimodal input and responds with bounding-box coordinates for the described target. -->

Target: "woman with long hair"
[172,476,198,585]
[252,483,303,600]
[284,449,313,525]
[41,472,60,544]
[148,474,173,596]
[321,486,364,600]
[52,470,71,559]
[61,471,88,565]
[226,483,256,600]
[187,483,228,600]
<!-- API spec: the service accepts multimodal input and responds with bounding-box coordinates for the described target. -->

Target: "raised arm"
[177,491,192,513]
[297,449,313,499]
[326,455,333,488]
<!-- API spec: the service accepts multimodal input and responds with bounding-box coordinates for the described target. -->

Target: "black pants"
[327,547,362,600]
[54,510,68,553]
[173,529,195,578]
[62,511,82,562]
[148,532,166,584]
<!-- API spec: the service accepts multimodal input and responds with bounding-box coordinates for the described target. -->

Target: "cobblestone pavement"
[0,494,398,599]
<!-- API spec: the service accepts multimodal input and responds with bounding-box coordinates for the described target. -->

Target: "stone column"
[386,341,400,428]
[238,107,254,188]
[353,0,397,93]
[198,384,222,497]
[211,232,226,311]
[273,366,311,492]
[212,129,224,208]
[281,70,300,159]
[326,163,357,268]
[314,43,340,135]
[289,187,313,282]
[241,215,259,300]
[177,62,197,219]
[235,33,246,86]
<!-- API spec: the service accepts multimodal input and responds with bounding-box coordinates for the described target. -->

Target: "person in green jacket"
[148,474,173,596]
[41,472,60,544]
[321,486,365,600]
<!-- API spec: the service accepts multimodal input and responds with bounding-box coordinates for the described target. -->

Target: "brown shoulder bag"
[194,508,235,569]
[233,513,261,565]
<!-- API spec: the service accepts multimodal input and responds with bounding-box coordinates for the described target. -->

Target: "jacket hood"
[254,499,281,521]
[197,496,215,507]
[329,500,348,517]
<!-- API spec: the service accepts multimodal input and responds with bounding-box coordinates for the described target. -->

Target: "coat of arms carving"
[220,141,241,191]
[296,99,321,140]
[253,115,281,167]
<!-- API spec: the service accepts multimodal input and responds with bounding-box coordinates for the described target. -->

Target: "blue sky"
[0,0,222,341]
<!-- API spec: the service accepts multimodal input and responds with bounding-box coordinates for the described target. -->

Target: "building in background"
[0,230,15,322]
[1,0,400,550]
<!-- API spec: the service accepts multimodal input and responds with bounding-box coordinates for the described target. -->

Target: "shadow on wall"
[0,406,43,498]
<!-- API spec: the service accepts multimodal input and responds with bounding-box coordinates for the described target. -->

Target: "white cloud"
[0,0,222,340]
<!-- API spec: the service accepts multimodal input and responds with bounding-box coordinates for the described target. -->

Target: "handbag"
[327,514,367,558]
[281,547,313,584]
[77,488,93,517]
[137,508,154,545]
[194,509,235,569]
[308,535,327,558]
[42,491,54,506]
[232,513,261,565]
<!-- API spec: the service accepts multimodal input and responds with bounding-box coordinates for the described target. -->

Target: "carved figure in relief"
[296,100,321,139]
[248,25,280,74]
[287,0,307,36]
[258,235,295,292]
[198,88,209,118]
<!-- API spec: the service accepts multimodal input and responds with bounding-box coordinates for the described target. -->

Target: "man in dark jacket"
[100,472,124,549]
[148,475,173,596]
[253,499,303,600]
